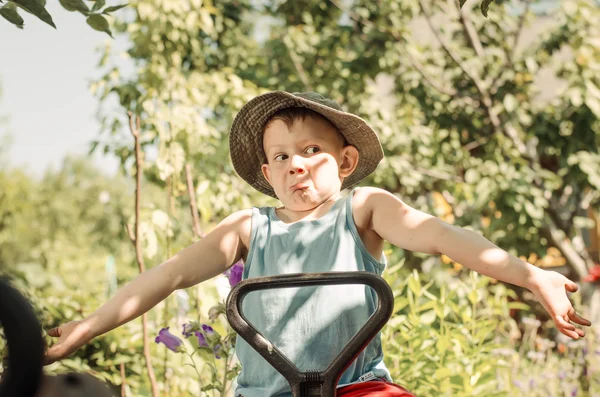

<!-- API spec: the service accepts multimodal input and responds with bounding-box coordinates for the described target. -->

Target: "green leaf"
[58,0,88,14]
[11,0,55,27]
[102,3,126,14]
[467,290,479,305]
[407,275,421,297]
[420,310,436,325]
[435,367,453,379]
[585,94,600,118]
[86,13,112,37]
[91,0,104,12]
[0,4,24,28]
[481,0,494,17]
[503,94,517,113]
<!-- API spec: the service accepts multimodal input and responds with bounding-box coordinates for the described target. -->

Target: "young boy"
[44,91,591,396]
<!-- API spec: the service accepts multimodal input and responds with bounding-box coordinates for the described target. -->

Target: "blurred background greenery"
[1,0,599,396]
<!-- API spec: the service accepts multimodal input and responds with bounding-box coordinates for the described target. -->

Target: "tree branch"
[511,0,531,63]
[185,163,204,239]
[125,223,135,243]
[120,363,127,397]
[452,0,485,59]
[418,0,486,95]
[542,218,590,280]
[490,0,531,93]
[417,0,526,152]
[404,49,458,97]
[283,34,314,91]
[581,189,599,211]
[127,111,159,397]
[326,0,459,99]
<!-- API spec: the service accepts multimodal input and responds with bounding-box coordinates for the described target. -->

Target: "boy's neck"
[275,193,341,224]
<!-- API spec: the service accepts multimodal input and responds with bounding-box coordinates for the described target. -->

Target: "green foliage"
[381,260,598,396]
[382,261,515,396]
[0,0,127,34]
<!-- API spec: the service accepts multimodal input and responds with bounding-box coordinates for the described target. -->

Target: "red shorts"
[337,380,415,396]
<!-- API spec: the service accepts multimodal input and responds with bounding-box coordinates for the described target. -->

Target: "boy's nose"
[289,155,306,175]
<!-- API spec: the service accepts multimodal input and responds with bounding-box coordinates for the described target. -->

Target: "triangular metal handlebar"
[226,271,394,397]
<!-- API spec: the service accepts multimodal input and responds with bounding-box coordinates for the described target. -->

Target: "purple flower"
[213,343,222,359]
[572,387,578,397]
[155,327,183,352]
[224,261,243,287]
[512,380,524,389]
[195,331,208,347]
[194,325,215,347]
[195,326,222,359]
[182,323,194,337]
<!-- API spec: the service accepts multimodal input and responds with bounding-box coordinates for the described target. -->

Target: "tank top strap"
[243,206,270,280]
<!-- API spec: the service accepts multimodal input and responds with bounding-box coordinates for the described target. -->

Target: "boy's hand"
[44,320,93,365]
[529,270,591,339]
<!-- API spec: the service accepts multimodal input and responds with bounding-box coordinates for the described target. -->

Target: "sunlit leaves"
[0,3,23,28]
[59,0,89,14]
[86,13,111,37]
[1,0,126,35]
[11,0,55,27]
[480,0,494,17]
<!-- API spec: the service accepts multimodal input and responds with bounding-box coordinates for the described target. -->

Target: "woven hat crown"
[292,92,342,111]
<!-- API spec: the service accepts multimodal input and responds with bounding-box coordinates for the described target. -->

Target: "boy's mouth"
[289,183,309,192]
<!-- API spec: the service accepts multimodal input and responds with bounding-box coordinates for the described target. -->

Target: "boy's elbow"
[428,219,456,255]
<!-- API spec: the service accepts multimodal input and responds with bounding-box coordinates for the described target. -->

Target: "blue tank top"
[234,188,392,397]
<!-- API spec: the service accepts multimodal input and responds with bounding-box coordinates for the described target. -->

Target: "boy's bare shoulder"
[225,208,253,253]
[352,186,390,208]
[351,186,389,229]
[350,187,388,257]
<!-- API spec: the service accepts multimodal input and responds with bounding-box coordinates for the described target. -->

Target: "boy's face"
[261,115,358,211]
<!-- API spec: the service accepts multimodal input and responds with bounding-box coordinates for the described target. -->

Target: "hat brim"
[229,91,383,198]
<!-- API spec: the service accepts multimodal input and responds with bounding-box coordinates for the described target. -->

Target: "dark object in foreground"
[0,278,114,397]
[226,271,394,397]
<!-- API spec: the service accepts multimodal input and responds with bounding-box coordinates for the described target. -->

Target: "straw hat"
[229,91,383,198]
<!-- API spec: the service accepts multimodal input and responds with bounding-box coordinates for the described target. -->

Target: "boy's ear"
[339,145,359,178]
[261,164,273,186]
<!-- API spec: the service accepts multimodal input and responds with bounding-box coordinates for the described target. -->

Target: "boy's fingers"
[565,281,579,293]
[43,352,56,366]
[44,344,67,366]
[560,328,580,340]
[568,309,592,326]
[555,315,576,331]
[556,318,580,339]
[47,327,61,337]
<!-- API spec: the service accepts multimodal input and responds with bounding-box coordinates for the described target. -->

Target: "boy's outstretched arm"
[360,187,591,339]
[44,209,252,365]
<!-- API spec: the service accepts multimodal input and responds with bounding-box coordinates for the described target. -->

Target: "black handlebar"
[0,278,115,397]
[0,277,45,397]
[225,271,394,397]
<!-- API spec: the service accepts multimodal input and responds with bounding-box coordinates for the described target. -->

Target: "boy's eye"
[274,154,288,161]
[305,146,321,154]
